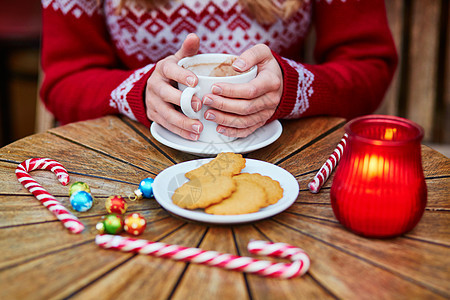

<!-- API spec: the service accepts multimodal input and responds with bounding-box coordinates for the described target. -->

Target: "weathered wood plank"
[285,202,450,247]
[0,161,145,197]
[171,226,249,300]
[256,219,445,299]
[444,0,450,143]
[233,224,334,299]
[274,213,450,297]
[278,128,345,189]
[425,177,450,209]
[247,117,345,164]
[377,0,404,116]
[0,216,186,299]
[0,194,160,228]
[407,0,441,141]
[0,242,133,300]
[0,209,172,270]
[72,223,207,299]
[0,134,154,183]
[123,118,200,163]
[48,116,174,173]
[407,209,450,246]
[422,145,450,177]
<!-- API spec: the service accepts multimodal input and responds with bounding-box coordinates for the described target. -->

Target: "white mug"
[178,54,257,143]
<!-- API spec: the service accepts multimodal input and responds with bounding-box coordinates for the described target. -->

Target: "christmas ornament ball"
[105,195,128,214]
[102,214,124,234]
[69,190,93,212]
[124,213,147,236]
[139,178,154,198]
[69,181,91,196]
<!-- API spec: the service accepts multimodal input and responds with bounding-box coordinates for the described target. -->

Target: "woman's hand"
[145,33,203,141]
[202,44,283,138]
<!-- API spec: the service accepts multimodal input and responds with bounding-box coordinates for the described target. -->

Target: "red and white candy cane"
[15,158,84,234]
[308,133,348,193]
[96,234,310,279]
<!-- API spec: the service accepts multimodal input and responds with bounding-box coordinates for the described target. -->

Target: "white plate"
[150,120,282,156]
[153,158,299,224]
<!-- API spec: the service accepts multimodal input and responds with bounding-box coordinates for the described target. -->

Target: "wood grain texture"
[278,128,346,190]
[444,0,450,142]
[171,226,249,300]
[422,145,450,177]
[247,117,345,163]
[0,216,185,299]
[0,133,155,182]
[407,0,441,141]
[72,223,207,300]
[123,118,200,163]
[233,224,334,299]
[377,0,404,116]
[48,116,174,173]
[0,209,170,270]
[257,219,446,299]
[273,213,450,297]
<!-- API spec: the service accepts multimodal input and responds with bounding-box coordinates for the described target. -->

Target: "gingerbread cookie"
[204,176,267,215]
[172,175,235,210]
[185,152,245,180]
[235,173,283,205]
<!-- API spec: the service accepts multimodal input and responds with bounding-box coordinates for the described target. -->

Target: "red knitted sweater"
[40,0,397,128]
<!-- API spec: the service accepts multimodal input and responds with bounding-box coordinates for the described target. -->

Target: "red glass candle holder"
[330,115,427,238]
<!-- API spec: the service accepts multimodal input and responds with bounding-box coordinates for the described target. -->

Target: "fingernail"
[194,101,201,112]
[217,127,225,133]
[205,112,215,120]
[212,85,222,95]
[192,124,200,133]
[190,133,199,140]
[203,97,213,105]
[186,76,195,87]
[232,59,246,71]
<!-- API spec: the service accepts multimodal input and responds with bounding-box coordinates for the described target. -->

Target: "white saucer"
[150,120,282,156]
[152,158,299,224]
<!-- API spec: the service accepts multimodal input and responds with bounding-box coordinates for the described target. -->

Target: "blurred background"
[0,0,449,157]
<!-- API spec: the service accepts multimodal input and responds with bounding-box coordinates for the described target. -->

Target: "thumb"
[175,33,200,59]
[233,44,272,72]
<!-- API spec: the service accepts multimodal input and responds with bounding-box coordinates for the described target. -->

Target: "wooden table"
[0,115,448,299]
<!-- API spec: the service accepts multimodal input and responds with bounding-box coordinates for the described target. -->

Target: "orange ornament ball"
[124,213,147,236]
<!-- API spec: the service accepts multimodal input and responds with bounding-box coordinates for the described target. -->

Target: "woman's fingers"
[205,107,273,129]
[174,33,200,59]
[147,101,202,141]
[144,34,205,140]
[217,121,267,138]
[209,69,281,101]
[232,44,272,72]
[154,58,198,89]
[150,79,201,111]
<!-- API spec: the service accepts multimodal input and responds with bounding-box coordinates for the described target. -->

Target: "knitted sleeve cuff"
[266,51,299,124]
[114,64,156,128]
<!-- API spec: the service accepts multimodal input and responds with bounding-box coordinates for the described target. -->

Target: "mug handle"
[180,86,202,119]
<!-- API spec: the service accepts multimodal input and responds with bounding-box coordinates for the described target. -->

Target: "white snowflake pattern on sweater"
[284,58,315,118]
[109,64,154,120]
[104,0,312,62]
[42,0,100,18]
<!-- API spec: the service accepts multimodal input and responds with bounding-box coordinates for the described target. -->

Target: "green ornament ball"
[102,214,124,234]
[69,181,91,196]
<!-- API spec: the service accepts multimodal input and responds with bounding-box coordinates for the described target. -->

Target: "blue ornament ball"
[70,190,93,212]
[139,178,154,198]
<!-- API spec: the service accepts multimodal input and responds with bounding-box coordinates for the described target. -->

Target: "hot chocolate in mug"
[178,53,257,143]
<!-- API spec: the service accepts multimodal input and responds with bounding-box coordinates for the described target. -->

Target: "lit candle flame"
[384,128,397,140]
